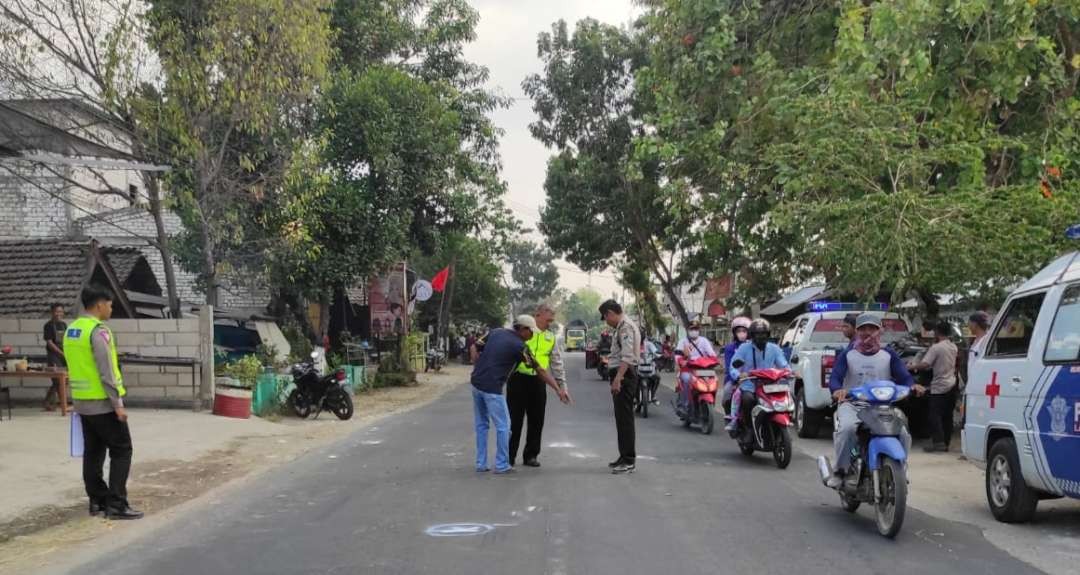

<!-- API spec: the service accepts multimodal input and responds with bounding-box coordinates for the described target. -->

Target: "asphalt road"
[66,354,1043,575]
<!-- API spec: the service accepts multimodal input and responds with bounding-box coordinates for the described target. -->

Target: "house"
[0,98,270,314]
[0,238,166,318]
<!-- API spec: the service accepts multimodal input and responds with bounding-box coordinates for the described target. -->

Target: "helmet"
[731,316,752,333]
[748,319,770,335]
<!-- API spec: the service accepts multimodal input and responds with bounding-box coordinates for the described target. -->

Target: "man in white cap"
[470,316,571,474]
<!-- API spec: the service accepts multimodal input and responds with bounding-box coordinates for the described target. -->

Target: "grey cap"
[855,313,882,329]
[513,314,539,332]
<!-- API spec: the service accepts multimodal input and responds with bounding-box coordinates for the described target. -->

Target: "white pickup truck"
[780,310,912,438]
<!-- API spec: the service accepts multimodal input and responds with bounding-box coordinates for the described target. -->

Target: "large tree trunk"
[199,221,219,307]
[146,176,182,317]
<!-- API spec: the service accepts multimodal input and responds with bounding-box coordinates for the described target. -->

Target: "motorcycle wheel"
[330,388,354,421]
[700,401,713,435]
[875,457,907,538]
[289,389,312,419]
[840,492,861,513]
[640,386,649,419]
[739,442,755,456]
[772,425,792,469]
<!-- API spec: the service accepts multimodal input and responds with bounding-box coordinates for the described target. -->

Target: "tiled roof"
[0,239,161,317]
[0,239,90,317]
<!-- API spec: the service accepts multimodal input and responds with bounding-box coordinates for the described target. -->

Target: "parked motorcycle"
[729,360,795,469]
[674,355,720,434]
[288,351,354,420]
[817,380,910,538]
[425,347,446,373]
[635,352,660,418]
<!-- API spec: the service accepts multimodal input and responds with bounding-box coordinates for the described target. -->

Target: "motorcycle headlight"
[895,386,911,401]
[871,387,895,402]
[851,389,869,401]
[772,399,792,411]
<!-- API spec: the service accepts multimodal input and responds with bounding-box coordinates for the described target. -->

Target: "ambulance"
[962,250,1080,522]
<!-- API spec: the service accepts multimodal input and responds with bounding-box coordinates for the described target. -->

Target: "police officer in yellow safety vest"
[65,285,143,520]
[507,303,567,468]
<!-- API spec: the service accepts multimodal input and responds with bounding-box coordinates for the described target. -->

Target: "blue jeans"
[472,387,511,472]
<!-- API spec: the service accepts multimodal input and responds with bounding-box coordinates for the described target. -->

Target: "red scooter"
[674,355,721,434]
[729,361,795,469]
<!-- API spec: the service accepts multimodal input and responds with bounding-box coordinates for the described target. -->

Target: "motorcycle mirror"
[732,359,745,369]
[310,351,320,360]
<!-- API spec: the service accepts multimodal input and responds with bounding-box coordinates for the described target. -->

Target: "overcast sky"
[462,0,640,300]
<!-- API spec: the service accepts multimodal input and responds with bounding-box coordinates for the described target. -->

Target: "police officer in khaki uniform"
[600,299,641,474]
[507,303,568,468]
[65,285,142,520]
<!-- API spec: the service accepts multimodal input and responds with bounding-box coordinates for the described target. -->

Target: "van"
[962,251,1080,522]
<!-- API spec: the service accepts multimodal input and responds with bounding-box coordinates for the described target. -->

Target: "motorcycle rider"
[825,313,913,489]
[726,319,789,432]
[642,333,662,405]
[676,320,718,415]
[721,317,752,414]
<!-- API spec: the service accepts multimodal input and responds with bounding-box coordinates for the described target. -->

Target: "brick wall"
[0,313,213,407]
[0,164,72,240]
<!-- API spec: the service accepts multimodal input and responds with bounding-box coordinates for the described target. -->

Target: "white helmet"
[731,316,752,331]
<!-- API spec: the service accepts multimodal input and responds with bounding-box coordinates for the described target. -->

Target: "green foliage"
[218,354,265,389]
[629,0,1080,303]
[505,240,560,312]
[413,233,510,329]
[524,19,693,324]
[556,288,604,333]
[144,0,333,306]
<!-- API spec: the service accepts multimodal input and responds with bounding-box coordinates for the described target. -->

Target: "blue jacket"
[828,347,912,392]
[729,341,790,391]
[723,341,742,385]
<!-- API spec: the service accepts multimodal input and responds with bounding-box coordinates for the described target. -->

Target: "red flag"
[431,266,450,292]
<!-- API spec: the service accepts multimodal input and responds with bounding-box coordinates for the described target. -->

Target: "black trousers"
[928,387,958,447]
[508,372,547,463]
[613,373,638,461]
[81,412,133,507]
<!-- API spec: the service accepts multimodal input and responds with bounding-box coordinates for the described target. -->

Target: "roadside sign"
[413,280,434,302]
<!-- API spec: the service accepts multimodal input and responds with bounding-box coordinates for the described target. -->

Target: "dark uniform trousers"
[613,372,638,462]
[81,412,133,507]
[508,372,547,464]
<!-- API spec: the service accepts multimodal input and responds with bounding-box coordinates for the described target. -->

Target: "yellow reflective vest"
[64,316,125,400]
[516,330,556,375]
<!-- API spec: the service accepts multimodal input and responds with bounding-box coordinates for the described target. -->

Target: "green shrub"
[218,354,264,389]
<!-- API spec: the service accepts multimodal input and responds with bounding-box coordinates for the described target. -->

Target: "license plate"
[762,384,790,394]
[693,370,715,378]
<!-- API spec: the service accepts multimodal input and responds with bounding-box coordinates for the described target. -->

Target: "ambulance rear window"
[1045,284,1080,363]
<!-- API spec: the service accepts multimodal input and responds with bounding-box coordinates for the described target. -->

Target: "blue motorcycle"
[818,380,911,538]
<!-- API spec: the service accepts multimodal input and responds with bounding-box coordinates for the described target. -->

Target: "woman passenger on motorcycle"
[725,319,790,431]
[721,317,752,413]
[825,314,913,488]
[676,321,718,413]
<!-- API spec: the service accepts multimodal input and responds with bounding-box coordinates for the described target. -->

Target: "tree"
[0,0,183,314]
[637,0,1080,303]
[524,19,693,326]
[556,287,603,335]
[413,234,509,330]
[145,0,333,307]
[505,239,559,313]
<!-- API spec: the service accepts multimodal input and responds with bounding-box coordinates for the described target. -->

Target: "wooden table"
[0,369,69,415]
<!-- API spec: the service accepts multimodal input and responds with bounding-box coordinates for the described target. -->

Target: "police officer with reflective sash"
[65,285,142,520]
[507,303,567,468]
